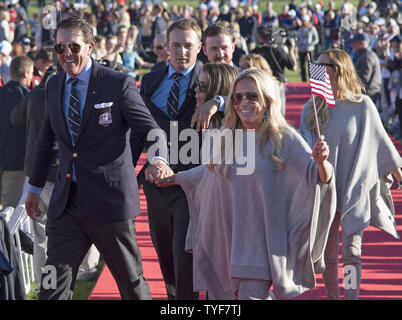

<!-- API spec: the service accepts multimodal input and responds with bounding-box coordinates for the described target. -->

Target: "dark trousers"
[143,180,198,300]
[299,51,313,82]
[369,92,382,112]
[39,183,151,300]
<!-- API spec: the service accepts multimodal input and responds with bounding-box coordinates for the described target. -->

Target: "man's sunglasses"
[54,43,81,54]
[231,92,259,105]
[196,79,208,93]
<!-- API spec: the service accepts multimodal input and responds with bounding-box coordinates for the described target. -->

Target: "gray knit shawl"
[177,127,336,299]
[299,96,402,238]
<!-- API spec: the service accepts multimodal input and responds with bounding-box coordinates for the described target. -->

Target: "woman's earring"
[264,110,268,121]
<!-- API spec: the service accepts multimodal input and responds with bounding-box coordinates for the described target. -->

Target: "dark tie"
[67,78,81,144]
[167,72,183,119]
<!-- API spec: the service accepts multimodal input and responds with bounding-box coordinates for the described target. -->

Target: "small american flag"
[308,61,336,107]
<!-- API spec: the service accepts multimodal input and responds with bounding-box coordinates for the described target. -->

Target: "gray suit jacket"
[354,48,382,97]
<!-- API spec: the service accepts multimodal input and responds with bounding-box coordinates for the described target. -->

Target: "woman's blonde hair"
[210,68,291,175]
[240,53,274,77]
[305,48,364,131]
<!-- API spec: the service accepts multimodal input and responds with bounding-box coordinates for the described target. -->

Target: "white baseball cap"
[0,40,12,56]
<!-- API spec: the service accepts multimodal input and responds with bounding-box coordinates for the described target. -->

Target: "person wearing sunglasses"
[24,16,171,300]
[151,31,170,71]
[151,68,336,300]
[190,24,239,132]
[194,63,238,129]
[299,48,402,300]
[238,53,283,114]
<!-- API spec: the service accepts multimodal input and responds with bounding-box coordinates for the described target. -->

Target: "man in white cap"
[282,9,301,39]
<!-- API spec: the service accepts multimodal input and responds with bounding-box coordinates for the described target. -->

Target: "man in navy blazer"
[25,16,171,300]
[130,19,204,300]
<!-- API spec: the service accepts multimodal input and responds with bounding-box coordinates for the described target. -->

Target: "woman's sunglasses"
[196,79,208,93]
[54,43,81,54]
[231,92,259,105]
[320,63,335,69]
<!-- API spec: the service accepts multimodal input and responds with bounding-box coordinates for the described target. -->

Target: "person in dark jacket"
[150,3,168,48]
[237,5,258,51]
[0,55,33,210]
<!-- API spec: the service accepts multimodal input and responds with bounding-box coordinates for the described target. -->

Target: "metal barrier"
[0,205,35,295]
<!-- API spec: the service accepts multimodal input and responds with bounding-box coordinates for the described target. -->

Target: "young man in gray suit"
[25,16,171,300]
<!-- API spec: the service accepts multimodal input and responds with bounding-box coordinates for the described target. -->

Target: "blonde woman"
[149,68,336,299]
[239,53,284,115]
[299,48,402,300]
[239,53,273,76]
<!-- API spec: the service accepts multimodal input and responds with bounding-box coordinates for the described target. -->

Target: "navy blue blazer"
[131,60,203,175]
[0,80,28,171]
[29,60,167,223]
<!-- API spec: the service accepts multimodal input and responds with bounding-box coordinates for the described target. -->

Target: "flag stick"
[307,53,321,138]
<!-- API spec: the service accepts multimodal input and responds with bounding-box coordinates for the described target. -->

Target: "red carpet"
[89,82,402,300]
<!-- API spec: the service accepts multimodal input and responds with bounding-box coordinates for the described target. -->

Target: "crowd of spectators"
[0,0,401,133]
[0,0,401,300]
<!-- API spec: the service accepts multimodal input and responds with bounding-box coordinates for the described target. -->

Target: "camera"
[258,27,288,47]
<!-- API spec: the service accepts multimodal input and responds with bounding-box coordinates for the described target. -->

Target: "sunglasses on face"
[196,79,208,93]
[54,42,81,54]
[320,63,335,68]
[231,92,259,105]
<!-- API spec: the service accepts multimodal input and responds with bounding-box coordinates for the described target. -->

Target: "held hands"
[191,99,218,132]
[25,192,42,220]
[145,160,177,187]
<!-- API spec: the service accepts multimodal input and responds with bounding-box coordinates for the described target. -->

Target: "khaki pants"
[322,212,364,300]
[232,279,274,300]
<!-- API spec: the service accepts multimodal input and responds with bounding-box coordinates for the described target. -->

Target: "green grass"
[26,261,105,300]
